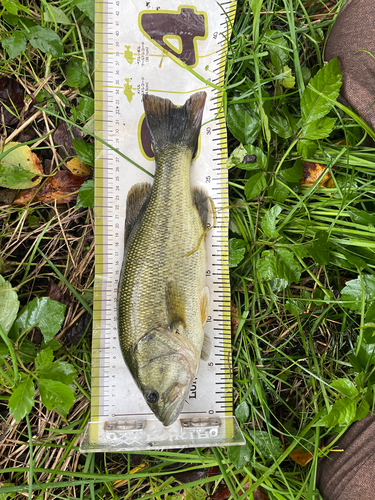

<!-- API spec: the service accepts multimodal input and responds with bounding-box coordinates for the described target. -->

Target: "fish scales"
[118,92,209,426]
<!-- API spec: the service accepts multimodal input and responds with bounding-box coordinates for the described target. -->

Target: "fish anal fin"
[125,182,152,242]
[192,186,209,231]
[199,286,211,360]
[201,331,211,361]
[165,281,186,332]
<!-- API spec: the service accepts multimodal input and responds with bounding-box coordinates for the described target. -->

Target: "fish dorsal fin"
[165,281,186,332]
[192,186,209,231]
[199,286,211,361]
[125,182,152,243]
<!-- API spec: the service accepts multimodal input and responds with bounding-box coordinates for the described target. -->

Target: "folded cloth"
[317,413,375,500]
[325,0,375,131]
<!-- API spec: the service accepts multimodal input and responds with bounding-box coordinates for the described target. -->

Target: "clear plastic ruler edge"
[81,0,244,452]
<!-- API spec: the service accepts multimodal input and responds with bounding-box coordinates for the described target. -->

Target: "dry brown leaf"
[231,302,240,337]
[13,170,89,205]
[66,157,92,176]
[289,448,315,467]
[0,77,25,127]
[253,486,270,500]
[53,122,83,160]
[300,161,334,188]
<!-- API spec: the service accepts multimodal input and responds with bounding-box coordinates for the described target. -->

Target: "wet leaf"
[300,161,333,188]
[229,238,246,267]
[282,159,304,183]
[66,157,91,176]
[0,274,19,335]
[76,178,94,208]
[276,248,302,284]
[227,441,252,469]
[266,30,288,74]
[73,0,95,23]
[267,179,289,203]
[253,486,269,500]
[341,275,375,311]
[248,430,283,460]
[261,205,282,239]
[257,250,277,281]
[235,401,249,423]
[65,57,89,88]
[243,145,267,170]
[38,360,78,385]
[227,144,247,169]
[72,139,94,166]
[1,31,27,59]
[0,76,25,126]
[317,397,357,427]
[71,95,94,122]
[227,104,261,145]
[53,121,83,159]
[269,112,293,139]
[210,480,230,500]
[309,230,330,265]
[297,139,317,159]
[27,26,64,57]
[8,376,35,422]
[13,171,90,205]
[65,311,91,346]
[331,378,358,398]
[35,346,54,371]
[172,468,206,484]
[37,378,75,415]
[9,297,66,344]
[245,172,267,200]
[0,142,43,189]
[45,279,64,303]
[301,57,342,124]
[302,116,336,140]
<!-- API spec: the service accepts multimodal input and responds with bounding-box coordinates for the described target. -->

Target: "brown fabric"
[325,0,375,131]
[316,413,375,500]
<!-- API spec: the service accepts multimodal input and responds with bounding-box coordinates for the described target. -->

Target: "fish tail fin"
[143,91,206,154]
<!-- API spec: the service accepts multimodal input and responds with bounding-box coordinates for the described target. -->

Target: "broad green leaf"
[76,178,94,208]
[10,297,66,343]
[72,139,94,166]
[243,144,267,170]
[297,139,317,159]
[285,299,305,316]
[38,360,78,386]
[282,159,303,183]
[261,205,282,239]
[8,377,35,422]
[300,57,342,124]
[0,142,43,189]
[229,238,246,268]
[226,144,247,169]
[27,26,64,57]
[227,104,261,145]
[1,31,26,59]
[65,58,89,88]
[245,172,267,200]
[35,347,54,371]
[309,231,330,265]
[74,0,94,23]
[302,116,336,140]
[37,379,75,415]
[0,275,19,335]
[44,5,71,24]
[341,275,375,311]
[354,399,370,422]
[71,95,94,122]
[267,179,289,203]
[235,401,249,423]
[248,430,283,460]
[275,248,302,284]
[2,0,29,15]
[331,378,358,398]
[257,250,277,281]
[355,329,375,369]
[266,30,289,74]
[269,112,293,139]
[227,441,252,469]
[317,397,357,427]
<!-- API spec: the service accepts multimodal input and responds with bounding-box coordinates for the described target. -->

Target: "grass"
[1,0,375,499]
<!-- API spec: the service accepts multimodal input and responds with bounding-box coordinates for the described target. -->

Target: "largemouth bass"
[118,91,210,427]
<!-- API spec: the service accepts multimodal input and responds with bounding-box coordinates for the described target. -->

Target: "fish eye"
[146,390,159,404]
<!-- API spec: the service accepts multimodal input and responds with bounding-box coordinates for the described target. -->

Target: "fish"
[118,91,211,427]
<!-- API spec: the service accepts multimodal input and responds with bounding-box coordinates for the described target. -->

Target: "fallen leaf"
[0,76,24,126]
[289,448,315,467]
[13,170,89,205]
[0,188,18,205]
[53,121,83,160]
[300,162,334,188]
[65,311,91,346]
[66,157,92,176]
[253,486,270,500]
[172,468,206,484]
[210,479,230,500]
[45,279,65,303]
[231,302,240,337]
[0,142,43,189]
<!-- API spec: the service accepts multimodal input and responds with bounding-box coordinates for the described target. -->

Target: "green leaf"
[73,0,94,23]
[302,116,336,140]
[27,26,64,57]
[317,397,357,427]
[269,112,293,139]
[65,58,89,88]
[243,145,267,170]
[331,379,358,398]
[0,275,19,335]
[280,65,295,89]
[266,30,289,74]
[44,5,71,24]
[0,483,17,500]
[37,378,75,415]
[248,430,283,460]
[227,104,261,145]
[257,250,277,281]
[72,139,94,166]
[355,329,375,369]
[0,142,43,189]
[1,31,26,59]
[282,159,303,183]
[285,299,305,316]
[245,172,267,200]
[235,401,249,423]
[38,360,78,386]
[10,297,66,344]
[267,179,289,203]
[227,441,252,469]
[341,275,375,311]
[71,95,94,122]
[35,347,54,371]
[354,399,370,422]
[76,178,94,208]
[297,139,317,159]
[229,238,246,268]
[309,231,330,265]
[8,377,35,422]
[275,248,302,284]
[300,57,342,124]
[261,205,282,239]
[2,0,29,15]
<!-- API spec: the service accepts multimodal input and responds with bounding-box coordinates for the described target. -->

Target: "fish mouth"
[160,382,192,427]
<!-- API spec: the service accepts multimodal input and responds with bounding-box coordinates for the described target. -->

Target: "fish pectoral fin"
[192,186,209,231]
[165,281,186,331]
[125,182,152,243]
[201,331,211,361]
[199,286,210,325]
